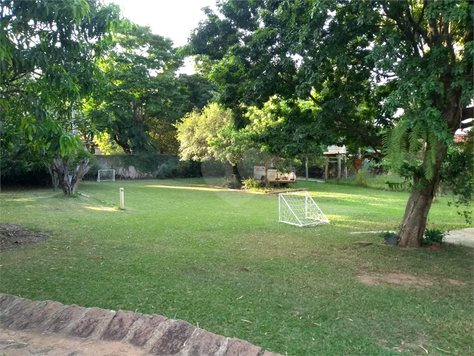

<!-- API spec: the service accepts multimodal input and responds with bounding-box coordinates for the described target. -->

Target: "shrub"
[242,178,264,189]
[423,229,446,246]
[379,230,397,239]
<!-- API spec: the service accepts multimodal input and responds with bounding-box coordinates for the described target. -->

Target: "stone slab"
[149,319,196,355]
[46,305,89,334]
[224,338,262,356]
[178,328,227,356]
[445,228,474,248]
[0,294,20,313]
[129,314,168,348]
[70,307,116,339]
[102,310,142,342]
[0,299,38,329]
[9,300,64,331]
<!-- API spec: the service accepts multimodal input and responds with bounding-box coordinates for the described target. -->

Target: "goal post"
[279,191,329,227]
[97,169,116,182]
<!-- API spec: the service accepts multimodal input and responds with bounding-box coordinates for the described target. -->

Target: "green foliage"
[176,103,236,163]
[245,97,326,158]
[241,177,264,189]
[92,154,203,179]
[379,231,398,239]
[356,170,367,187]
[87,25,185,154]
[186,0,474,244]
[1,0,126,181]
[423,229,447,246]
[384,119,442,181]
[441,142,474,224]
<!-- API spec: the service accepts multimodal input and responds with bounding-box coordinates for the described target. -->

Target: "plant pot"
[385,236,399,245]
[353,159,363,170]
[430,242,441,250]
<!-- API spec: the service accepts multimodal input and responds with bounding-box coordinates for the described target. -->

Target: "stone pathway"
[0,294,280,356]
[444,227,474,248]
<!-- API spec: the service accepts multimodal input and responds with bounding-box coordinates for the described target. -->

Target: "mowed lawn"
[0,179,472,356]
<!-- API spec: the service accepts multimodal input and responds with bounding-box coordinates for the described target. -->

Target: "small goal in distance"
[279,191,329,227]
[97,169,116,182]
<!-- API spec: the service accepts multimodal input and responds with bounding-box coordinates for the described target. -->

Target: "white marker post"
[119,188,124,210]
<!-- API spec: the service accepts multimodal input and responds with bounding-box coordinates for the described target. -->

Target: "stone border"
[0,294,281,356]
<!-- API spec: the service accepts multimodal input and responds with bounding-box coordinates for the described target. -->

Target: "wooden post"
[305,157,309,180]
[119,188,124,210]
[337,154,341,184]
[344,156,348,179]
[264,162,269,188]
[324,161,329,182]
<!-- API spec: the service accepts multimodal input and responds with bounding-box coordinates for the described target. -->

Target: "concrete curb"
[0,294,281,356]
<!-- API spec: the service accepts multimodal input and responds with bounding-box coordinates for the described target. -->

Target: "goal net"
[279,191,329,227]
[97,169,116,182]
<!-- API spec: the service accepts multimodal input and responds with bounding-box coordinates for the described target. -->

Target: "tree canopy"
[1,0,124,192]
[85,25,185,154]
[187,0,473,247]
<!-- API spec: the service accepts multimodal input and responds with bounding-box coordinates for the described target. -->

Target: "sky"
[107,0,216,47]
[107,0,217,73]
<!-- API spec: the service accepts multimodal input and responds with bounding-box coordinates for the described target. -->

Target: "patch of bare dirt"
[0,224,49,251]
[0,327,147,356]
[379,336,431,355]
[358,273,434,287]
[446,278,466,286]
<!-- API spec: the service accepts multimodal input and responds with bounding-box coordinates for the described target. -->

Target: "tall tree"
[187,0,473,247]
[87,25,188,154]
[175,103,249,184]
[1,0,124,194]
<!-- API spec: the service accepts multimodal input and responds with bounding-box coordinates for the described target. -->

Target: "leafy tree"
[87,25,191,155]
[187,0,473,247]
[1,0,124,194]
[246,97,328,158]
[177,73,218,112]
[175,103,248,184]
[245,97,327,186]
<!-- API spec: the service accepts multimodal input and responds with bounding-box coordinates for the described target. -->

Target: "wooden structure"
[254,165,296,184]
[323,145,347,183]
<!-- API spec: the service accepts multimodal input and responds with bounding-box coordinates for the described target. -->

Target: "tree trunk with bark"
[264,162,270,188]
[51,156,91,195]
[398,57,464,246]
[231,163,242,188]
[398,143,449,248]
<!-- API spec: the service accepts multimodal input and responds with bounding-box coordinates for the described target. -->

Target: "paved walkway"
[0,294,280,356]
[445,227,474,248]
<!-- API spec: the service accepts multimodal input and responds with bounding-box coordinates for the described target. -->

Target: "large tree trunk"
[398,145,447,247]
[398,70,463,246]
[231,163,243,188]
[51,156,91,195]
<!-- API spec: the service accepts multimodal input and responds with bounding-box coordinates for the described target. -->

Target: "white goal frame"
[97,169,116,182]
[279,191,329,227]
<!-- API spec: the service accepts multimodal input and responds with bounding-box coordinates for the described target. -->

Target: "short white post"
[119,188,124,210]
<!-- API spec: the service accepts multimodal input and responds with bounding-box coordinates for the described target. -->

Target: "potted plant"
[380,231,399,245]
[423,229,446,250]
[353,159,364,170]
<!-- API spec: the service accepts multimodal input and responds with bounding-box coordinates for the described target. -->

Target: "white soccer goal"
[97,169,115,182]
[279,191,329,227]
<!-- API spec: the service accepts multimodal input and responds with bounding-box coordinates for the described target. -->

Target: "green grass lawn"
[1,179,472,355]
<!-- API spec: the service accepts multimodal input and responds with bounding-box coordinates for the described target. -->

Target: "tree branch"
[333,112,383,153]
[382,3,421,57]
